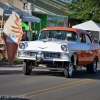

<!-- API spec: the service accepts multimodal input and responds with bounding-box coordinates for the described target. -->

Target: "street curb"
[0,64,23,67]
[0,64,23,70]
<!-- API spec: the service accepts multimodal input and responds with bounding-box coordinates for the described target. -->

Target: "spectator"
[0,35,8,62]
[32,32,37,41]
[21,31,29,41]
[32,27,35,33]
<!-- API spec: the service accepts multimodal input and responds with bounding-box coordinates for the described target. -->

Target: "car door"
[86,34,100,63]
[78,33,90,65]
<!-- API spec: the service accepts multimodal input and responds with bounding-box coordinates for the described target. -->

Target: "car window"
[79,33,86,43]
[38,30,78,42]
[85,34,92,43]
[66,32,78,42]
[39,31,49,39]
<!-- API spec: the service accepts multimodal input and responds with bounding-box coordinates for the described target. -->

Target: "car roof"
[41,27,88,34]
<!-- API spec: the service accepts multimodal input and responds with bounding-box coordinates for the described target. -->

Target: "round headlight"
[61,45,67,51]
[19,43,27,49]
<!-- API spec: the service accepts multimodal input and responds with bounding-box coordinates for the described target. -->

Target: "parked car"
[17,27,100,78]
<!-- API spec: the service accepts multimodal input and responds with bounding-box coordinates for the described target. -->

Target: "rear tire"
[23,61,32,75]
[64,62,73,78]
[86,58,97,74]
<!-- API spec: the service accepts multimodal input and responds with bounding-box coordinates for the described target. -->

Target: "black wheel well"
[94,56,98,62]
[71,53,78,65]
[24,59,28,63]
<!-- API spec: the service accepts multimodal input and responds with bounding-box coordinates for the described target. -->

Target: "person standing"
[31,32,37,41]
[21,31,29,41]
[0,34,8,62]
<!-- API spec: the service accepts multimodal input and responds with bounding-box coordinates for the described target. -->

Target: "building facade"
[0,0,23,9]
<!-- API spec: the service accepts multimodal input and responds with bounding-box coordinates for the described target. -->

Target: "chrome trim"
[18,57,36,60]
[18,57,71,62]
[44,52,60,58]
[36,52,44,61]
[18,51,71,62]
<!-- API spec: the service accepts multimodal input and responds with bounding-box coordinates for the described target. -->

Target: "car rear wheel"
[23,61,32,75]
[86,58,97,74]
[64,62,73,78]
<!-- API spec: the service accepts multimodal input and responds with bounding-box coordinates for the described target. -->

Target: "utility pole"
[27,2,34,30]
[22,0,34,30]
[22,0,34,40]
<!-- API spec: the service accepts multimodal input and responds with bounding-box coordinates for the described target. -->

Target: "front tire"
[23,61,32,75]
[64,62,73,78]
[86,58,97,74]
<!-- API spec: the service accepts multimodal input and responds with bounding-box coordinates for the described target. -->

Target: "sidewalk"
[0,64,23,70]
[0,64,47,71]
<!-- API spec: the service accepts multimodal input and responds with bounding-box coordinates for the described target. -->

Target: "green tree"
[65,0,100,23]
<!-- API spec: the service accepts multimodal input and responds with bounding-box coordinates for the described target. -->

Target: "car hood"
[19,40,72,52]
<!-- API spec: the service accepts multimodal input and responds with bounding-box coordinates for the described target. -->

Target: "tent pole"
[0,15,4,38]
[28,22,31,30]
[34,22,35,30]
[40,21,41,31]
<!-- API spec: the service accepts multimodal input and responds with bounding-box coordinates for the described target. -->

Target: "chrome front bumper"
[18,50,71,62]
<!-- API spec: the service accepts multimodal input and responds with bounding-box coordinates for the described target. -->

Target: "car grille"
[43,52,60,58]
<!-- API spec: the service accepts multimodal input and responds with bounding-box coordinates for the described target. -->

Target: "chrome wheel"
[68,64,73,77]
[86,58,97,74]
[64,63,73,78]
[23,61,32,75]
[93,59,97,73]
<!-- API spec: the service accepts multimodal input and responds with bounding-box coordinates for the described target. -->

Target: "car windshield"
[38,30,78,42]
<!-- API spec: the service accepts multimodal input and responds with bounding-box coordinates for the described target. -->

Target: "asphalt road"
[0,63,100,100]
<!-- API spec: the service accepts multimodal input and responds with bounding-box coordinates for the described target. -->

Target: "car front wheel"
[23,61,32,75]
[64,62,73,78]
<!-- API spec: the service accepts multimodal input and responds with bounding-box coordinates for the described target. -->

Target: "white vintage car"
[17,27,100,78]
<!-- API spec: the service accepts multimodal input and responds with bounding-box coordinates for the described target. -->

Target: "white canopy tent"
[72,20,100,31]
